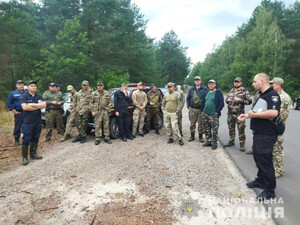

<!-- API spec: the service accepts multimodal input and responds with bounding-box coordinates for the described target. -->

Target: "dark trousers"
[117,111,130,138]
[13,113,23,137]
[253,134,277,195]
[22,122,42,146]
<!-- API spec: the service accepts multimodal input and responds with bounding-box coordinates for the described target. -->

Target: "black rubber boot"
[188,133,195,142]
[15,136,21,146]
[30,142,43,160]
[22,145,29,166]
[199,133,204,143]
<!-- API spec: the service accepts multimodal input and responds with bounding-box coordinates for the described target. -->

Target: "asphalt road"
[218,105,300,225]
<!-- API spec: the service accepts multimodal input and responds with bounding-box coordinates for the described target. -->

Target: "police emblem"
[181,196,200,219]
[272,96,279,103]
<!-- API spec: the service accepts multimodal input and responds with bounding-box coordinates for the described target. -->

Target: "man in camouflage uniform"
[60,85,78,142]
[186,76,207,142]
[43,82,65,142]
[224,77,252,151]
[91,81,112,145]
[270,77,292,178]
[162,82,184,145]
[174,83,185,137]
[72,80,93,144]
[201,80,224,150]
[145,84,162,134]
[131,82,147,138]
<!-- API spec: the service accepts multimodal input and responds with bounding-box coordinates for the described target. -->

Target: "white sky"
[132,0,296,64]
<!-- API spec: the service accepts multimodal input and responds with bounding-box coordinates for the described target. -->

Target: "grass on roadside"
[0,101,14,133]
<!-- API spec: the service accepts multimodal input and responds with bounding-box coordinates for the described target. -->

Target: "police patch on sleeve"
[271,96,279,103]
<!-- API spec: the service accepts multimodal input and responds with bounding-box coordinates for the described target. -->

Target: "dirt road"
[0,107,274,224]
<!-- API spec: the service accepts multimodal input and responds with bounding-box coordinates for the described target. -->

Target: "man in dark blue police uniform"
[238,73,281,200]
[7,80,26,145]
[114,84,134,142]
[20,81,46,166]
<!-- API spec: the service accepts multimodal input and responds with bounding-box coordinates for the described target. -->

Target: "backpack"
[274,115,285,135]
[193,90,201,107]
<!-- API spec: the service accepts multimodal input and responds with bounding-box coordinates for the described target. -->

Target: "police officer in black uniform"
[20,81,46,166]
[7,80,26,145]
[114,84,134,142]
[238,73,280,200]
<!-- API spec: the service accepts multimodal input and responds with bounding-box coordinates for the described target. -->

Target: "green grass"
[0,101,14,130]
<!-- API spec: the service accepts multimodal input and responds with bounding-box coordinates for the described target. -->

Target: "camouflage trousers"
[132,108,146,135]
[272,135,284,175]
[94,110,110,140]
[76,112,90,138]
[45,110,65,139]
[227,113,246,147]
[145,107,159,130]
[188,108,204,134]
[164,111,181,140]
[177,111,183,132]
[65,111,76,135]
[202,113,219,145]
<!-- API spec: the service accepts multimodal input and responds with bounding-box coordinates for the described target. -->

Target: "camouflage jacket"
[76,87,93,115]
[226,87,252,114]
[176,90,185,111]
[162,91,181,113]
[91,89,112,113]
[42,90,64,110]
[146,90,162,108]
[68,91,79,113]
[278,89,292,123]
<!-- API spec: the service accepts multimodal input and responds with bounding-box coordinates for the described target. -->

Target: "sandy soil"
[0,107,275,225]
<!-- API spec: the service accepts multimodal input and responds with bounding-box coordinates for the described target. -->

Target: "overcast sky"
[132,0,296,64]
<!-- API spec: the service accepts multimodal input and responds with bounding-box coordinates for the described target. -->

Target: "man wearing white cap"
[201,79,224,150]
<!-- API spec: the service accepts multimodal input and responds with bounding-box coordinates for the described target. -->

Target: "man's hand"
[237,114,248,122]
[116,112,119,117]
[57,102,61,106]
[139,106,144,111]
[12,109,20,114]
[92,112,96,117]
[150,102,154,106]
[52,101,57,105]
[247,111,255,118]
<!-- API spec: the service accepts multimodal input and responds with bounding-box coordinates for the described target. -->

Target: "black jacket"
[114,90,132,113]
[201,89,224,117]
[186,85,208,109]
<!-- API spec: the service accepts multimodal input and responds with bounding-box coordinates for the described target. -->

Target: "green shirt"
[203,91,216,115]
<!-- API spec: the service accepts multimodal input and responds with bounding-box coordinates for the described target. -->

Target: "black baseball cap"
[49,82,56,86]
[55,83,62,88]
[16,80,24,84]
[26,81,37,86]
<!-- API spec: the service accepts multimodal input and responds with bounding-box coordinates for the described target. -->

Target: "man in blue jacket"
[201,79,224,150]
[7,80,26,146]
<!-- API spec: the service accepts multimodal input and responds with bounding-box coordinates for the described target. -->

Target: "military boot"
[180,131,183,137]
[224,141,234,147]
[30,142,43,160]
[240,143,245,152]
[199,133,204,143]
[60,133,69,142]
[22,145,29,166]
[188,133,195,142]
[15,136,21,146]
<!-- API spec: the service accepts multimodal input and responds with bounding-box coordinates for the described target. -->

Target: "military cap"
[97,81,104,85]
[55,83,62,88]
[173,83,177,87]
[194,76,201,80]
[270,77,284,85]
[67,85,74,91]
[26,81,37,86]
[167,82,174,87]
[208,79,216,83]
[149,83,155,88]
[49,82,56,86]
[16,80,24,84]
[82,80,89,85]
[234,77,242,82]
[137,82,143,86]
